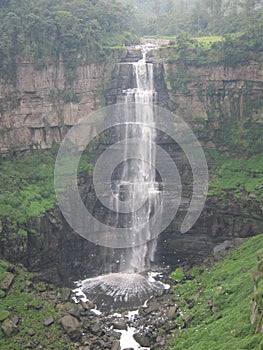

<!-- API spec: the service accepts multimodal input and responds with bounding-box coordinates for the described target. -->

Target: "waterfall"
[114,52,161,273]
[74,49,165,311]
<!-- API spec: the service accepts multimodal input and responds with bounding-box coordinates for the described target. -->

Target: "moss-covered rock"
[1,319,18,337]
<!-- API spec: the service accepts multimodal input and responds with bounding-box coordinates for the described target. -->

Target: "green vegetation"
[0,148,94,234]
[206,150,263,203]
[0,150,56,231]
[251,249,263,334]
[123,0,263,38]
[169,234,263,350]
[170,268,185,283]
[0,259,73,349]
[162,30,263,69]
[0,0,137,82]
[195,36,223,46]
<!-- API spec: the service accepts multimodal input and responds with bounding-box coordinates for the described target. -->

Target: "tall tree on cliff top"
[0,0,138,80]
[240,0,262,28]
[154,0,161,35]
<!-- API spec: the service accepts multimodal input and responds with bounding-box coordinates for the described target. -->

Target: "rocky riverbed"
[0,260,194,350]
[2,234,263,349]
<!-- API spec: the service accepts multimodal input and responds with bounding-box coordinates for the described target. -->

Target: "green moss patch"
[207,150,263,203]
[0,150,56,229]
[0,148,94,233]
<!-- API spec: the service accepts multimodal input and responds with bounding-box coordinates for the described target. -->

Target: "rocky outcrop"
[0,48,145,155]
[250,249,263,334]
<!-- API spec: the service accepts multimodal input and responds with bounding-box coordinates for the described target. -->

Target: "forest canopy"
[123,0,263,36]
[0,0,262,81]
[0,0,137,80]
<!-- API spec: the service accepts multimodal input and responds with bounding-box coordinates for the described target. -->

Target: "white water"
[119,327,150,350]
[73,46,165,316]
[115,48,161,273]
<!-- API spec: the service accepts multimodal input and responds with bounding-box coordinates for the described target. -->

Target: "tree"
[154,0,161,35]
[240,0,262,29]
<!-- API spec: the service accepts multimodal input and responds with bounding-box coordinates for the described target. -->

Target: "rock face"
[0,205,124,285]
[0,49,262,284]
[0,60,113,154]
[0,49,141,155]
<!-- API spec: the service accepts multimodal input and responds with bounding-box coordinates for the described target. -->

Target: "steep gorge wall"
[0,59,110,154]
[0,49,263,284]
[151,53,263,153]
[3,50,262,156]
[0,48,143,155]
[152,57,263,266]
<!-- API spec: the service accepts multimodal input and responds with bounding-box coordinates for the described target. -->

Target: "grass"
[0,150,57,229]
[194,36,223,48]
[0,148,94,233]
[206,150,263,203]
[169,234,263,350]
[0,259,76,349]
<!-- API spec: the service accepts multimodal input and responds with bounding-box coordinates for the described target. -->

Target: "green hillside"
[169,234,263,349]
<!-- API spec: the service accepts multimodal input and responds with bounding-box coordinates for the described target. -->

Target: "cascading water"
[74,46,166,311]
[115,48,161,273]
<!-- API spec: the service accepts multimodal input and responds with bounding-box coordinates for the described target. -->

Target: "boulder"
[27,329,36,336]
[144,300,159,315]
[44,317,55,327]
[69,304,82,319]
[111,318,127,331]
[133,333,151,347]
[61,315,81,340]
[2,319,18,336]
[0,273,15,292]
[111,341,121,350]
[167,305,178,319]
[81,300,95,310]
[61,287,71,302]
[10,314,19,325]
[90,321,103,336]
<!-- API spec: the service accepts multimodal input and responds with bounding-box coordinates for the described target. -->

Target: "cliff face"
[2,50,262,155]
[0,50,262,285]
[0,60,106,154]
[152,59,263,267]
[159,60,263,153]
